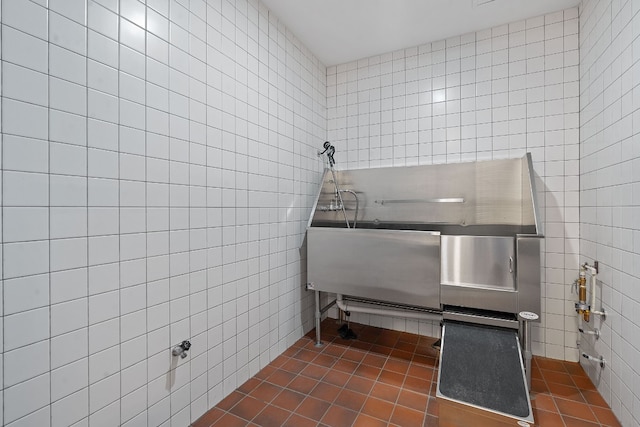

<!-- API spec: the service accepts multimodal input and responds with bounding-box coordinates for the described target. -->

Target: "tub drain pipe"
[335,294,442,322]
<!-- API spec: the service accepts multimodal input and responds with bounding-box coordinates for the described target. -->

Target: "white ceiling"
[260,0,582,66]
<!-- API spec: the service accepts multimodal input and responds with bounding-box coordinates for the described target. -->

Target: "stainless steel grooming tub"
[306,153,543,318]
[305,154,543,426]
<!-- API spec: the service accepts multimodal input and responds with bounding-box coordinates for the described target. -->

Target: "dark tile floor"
[193,319,621,427]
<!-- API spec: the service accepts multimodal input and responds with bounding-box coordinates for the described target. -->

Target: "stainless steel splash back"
[306,154,543,318]
[309,154,542,234]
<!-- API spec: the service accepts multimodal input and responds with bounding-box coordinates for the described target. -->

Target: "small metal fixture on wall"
[172,340,191,359]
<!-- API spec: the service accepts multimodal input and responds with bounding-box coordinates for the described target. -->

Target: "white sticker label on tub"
[517,422,531,427]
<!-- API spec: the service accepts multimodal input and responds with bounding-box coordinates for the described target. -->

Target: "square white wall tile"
[3,207,49,243]
[4,274,49,315]
[2,25,48,73]
[2,0,48,39]
[51,299,88,337]
[2,62,48,106]
[3,240,49,279]
[2,99,48,140]
[3,373,50,424]
[51,388,89,427]
[3,340,50,388]
[51,358,89,401]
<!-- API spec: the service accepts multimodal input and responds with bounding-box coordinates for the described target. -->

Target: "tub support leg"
[314,290,323,347]
[519,311,539,392]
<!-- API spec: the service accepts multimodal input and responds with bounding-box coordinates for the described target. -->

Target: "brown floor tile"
[254,365,276,380]
[531,393,557,413]
[426,397,439,417]
[335,389,367,412]
[354,363,381,380]
[563,415,601,427]
[343,348,366,363]
[423,414,439,427]
[287,375,319,395]
[353,413,389,427]
[210,413,249,427]
[370,383,401,403]
[399,331,420,343]
[309,381,341,403]
[533,409,564,427]
[543,369,575,386]
[252,405,291,427]
[370,344,394,356]
[293,348,318,362]
[531,365,544,379]
[531,378,549,394]
[333,358,359,374]
[321,405,358,427]
[378,369,405,387]
[395,340,417,353]
[591,406,622,426]
[536,357,567,372]
[322,369,351,387]
[413,354,437,367]
[313,353,337,368]
[271,389,306,412]
[228,396,267,421]
[362,353,387,368]
[282,413,317,427]
[564,361,588,376]
[282,346,299,357]
[397,389,428,412]
[249,382,282,403]
[573,375,597,390]
[390,348,414,361]
[297,396,331,421]
[322,343,347,358]
[547,382,585,402]
[361,397,394,421]
[583,389,609,407]
[191,407,224,427]
[350,339,374,351]
[407,363,434,380]
[390,404,425,426]
[300,363,328,380]
[281,358,307,374]
[403,375,431,394]
[376,334,399,348]
[270,355,290,368]
[237,377,262,394]
[345,375,375,394]
[266,369,295,387]
[216,390,244,411]
[555,398,598,422]
[384,358,411,374]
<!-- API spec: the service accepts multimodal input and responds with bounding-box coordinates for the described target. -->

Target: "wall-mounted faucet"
[317,141,359,228]
[172,340,191,359]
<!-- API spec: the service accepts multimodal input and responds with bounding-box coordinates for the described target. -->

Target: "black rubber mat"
[438,321,530,417]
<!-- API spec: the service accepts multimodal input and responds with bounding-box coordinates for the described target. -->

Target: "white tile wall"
[326,8,581,362]
[1,0,326,425]
[579,1,640,426]
[3,0,636,425]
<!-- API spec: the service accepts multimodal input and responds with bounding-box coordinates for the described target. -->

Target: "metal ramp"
[436,321,534,427]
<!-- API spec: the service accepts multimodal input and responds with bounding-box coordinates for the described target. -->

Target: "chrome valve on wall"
[172,340,191,359]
